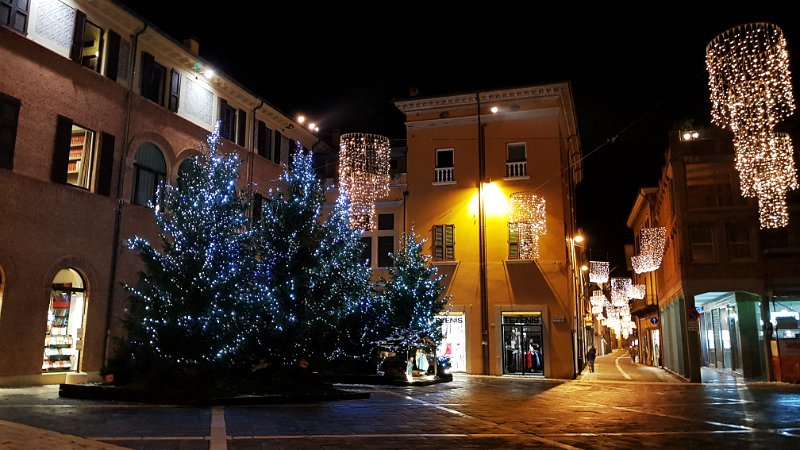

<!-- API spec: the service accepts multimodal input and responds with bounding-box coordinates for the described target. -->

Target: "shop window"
[70,12,103,73]
[43,268,87,373]
[0,92,20,170]
[140,52,166,105]
[689,223,716,262]
[727,223,754,261]
[432,224,455,261]
[132,142,166,206]
[1,0,30,34]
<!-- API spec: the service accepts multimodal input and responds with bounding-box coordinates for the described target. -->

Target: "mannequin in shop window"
[415,349,429,373]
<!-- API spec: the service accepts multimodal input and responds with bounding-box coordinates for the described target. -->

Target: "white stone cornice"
[405,107,559,129]
[394,83,570,113]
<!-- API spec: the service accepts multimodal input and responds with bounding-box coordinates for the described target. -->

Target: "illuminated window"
[70,14,103,73]
[66,125,96,189]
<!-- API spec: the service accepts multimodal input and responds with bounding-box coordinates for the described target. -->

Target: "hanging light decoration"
[706,22,797,229]
[627,284,646,300]
[338,133,391,230]
[509,192,546,259]
[632,227,666,273]
[589,290,606,307]
[589,261,609,284]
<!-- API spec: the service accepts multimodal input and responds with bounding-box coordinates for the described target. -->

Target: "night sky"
[115,2,799,272]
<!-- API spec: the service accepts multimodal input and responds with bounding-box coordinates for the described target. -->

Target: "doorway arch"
[43,268,88,372]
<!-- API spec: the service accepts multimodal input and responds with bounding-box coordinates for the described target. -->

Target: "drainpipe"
[102,23,147,365]
[402,190,409,236]
[477,93,489,375]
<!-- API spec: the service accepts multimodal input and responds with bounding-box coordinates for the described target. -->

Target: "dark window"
[219,99,236,140]
[727,223,753,261]
[0,92,20,170]
[105,30,120,81]
[378,213,394,231]
[507,143,526,162]
[361,237,372,266]
[433,224,455,261]
[236,109,246,146]
[140,52,166,105]
[685,162,743,208]
[377,236,394,267]
[436,148,454,168]
[168,69,180,113]
[1,0,30,34]
[252,192,263,223]
[132,142,166,206]
[689,223,715,262]
[256,120,272,159]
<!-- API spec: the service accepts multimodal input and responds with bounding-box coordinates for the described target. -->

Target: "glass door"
[502,312,544,376]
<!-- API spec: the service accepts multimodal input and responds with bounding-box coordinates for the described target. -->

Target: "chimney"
[184,37,200,55]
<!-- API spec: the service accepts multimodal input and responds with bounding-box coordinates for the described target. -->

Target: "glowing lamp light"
[203,69,214,79]
[297,115,306,124]
[490,106,499,114]
[338,133,391,231]
[468,182,510,217]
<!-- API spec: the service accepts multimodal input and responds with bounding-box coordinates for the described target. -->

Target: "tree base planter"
[58,383,369,406]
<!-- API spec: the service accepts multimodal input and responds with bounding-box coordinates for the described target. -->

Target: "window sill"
[503,175,530,181]
[505,259,535,264]
[432,181,457,186]
[433,261,458,266]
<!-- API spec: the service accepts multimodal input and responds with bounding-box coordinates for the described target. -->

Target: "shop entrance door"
[502,312,543,376]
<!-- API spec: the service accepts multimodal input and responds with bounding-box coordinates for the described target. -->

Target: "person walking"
[586,346,597,373]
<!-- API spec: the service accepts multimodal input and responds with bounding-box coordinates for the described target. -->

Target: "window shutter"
[445,225,455,260]
[168,69,180,112]
[218,98,229,138]
[256,120,268,157]
[273,132,282,163]
[140,52,155,99]
[52,115,72,184]
[0,93,21,170]
[236,109,246,146]
[433,225,444,260]
[69,10,86,63]
[105,30,120,81]
[96,132,115,196]
[508,223,519,259]
[3,0,30,33]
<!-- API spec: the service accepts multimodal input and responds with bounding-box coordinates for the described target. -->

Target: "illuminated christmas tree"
[381,230,451,343]
[123,125,264,379]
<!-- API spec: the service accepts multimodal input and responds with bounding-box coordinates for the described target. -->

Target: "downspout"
[250,100,264,206]
[477,93,490,375]
[402,190,408,236]
[102,23,147,365]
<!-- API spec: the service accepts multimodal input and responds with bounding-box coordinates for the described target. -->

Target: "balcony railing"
[434,167,455,184]
[506,161,528,178]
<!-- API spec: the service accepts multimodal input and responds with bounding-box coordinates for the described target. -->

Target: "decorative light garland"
[627,284,646,300]
[338,133,391,231]
[706,22,797,229]
[632,227,666,273]
[610,277,631,307]
[509,192,546,259]
[589,261,609,284]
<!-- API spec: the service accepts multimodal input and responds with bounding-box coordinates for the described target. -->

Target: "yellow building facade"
[395,84,582,378]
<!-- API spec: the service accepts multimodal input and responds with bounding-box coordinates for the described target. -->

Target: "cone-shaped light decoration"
[706,23,797,229]
[589,261,609,284]
[338,133,391,230]
[509,192,546,259]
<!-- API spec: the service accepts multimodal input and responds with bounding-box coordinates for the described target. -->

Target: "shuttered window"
[1,0,30,34]
[433,224,455,261]
[105,30,121,81]
[256,120,272,159]
[236,109,246,146]
[0,92,20,170]
[168,69,181,113]
[508,223,520,260]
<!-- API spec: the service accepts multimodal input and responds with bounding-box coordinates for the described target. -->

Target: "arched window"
[132,142,166,206]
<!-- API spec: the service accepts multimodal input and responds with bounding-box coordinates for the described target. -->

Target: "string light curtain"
[338,133,391,230]
[589,261,609,284]
[631,227,666,274]
[509,192,546,259]
[706,22,797,229]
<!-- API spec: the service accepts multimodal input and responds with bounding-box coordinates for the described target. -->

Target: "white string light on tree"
[510,192,546,259]
[338,133,391,230]
[706,22,797,229]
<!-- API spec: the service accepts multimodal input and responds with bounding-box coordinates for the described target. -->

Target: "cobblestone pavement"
[1,350,799,449]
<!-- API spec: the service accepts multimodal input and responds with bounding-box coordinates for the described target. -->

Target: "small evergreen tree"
[382,230,451,343]
[121,126,264,384]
